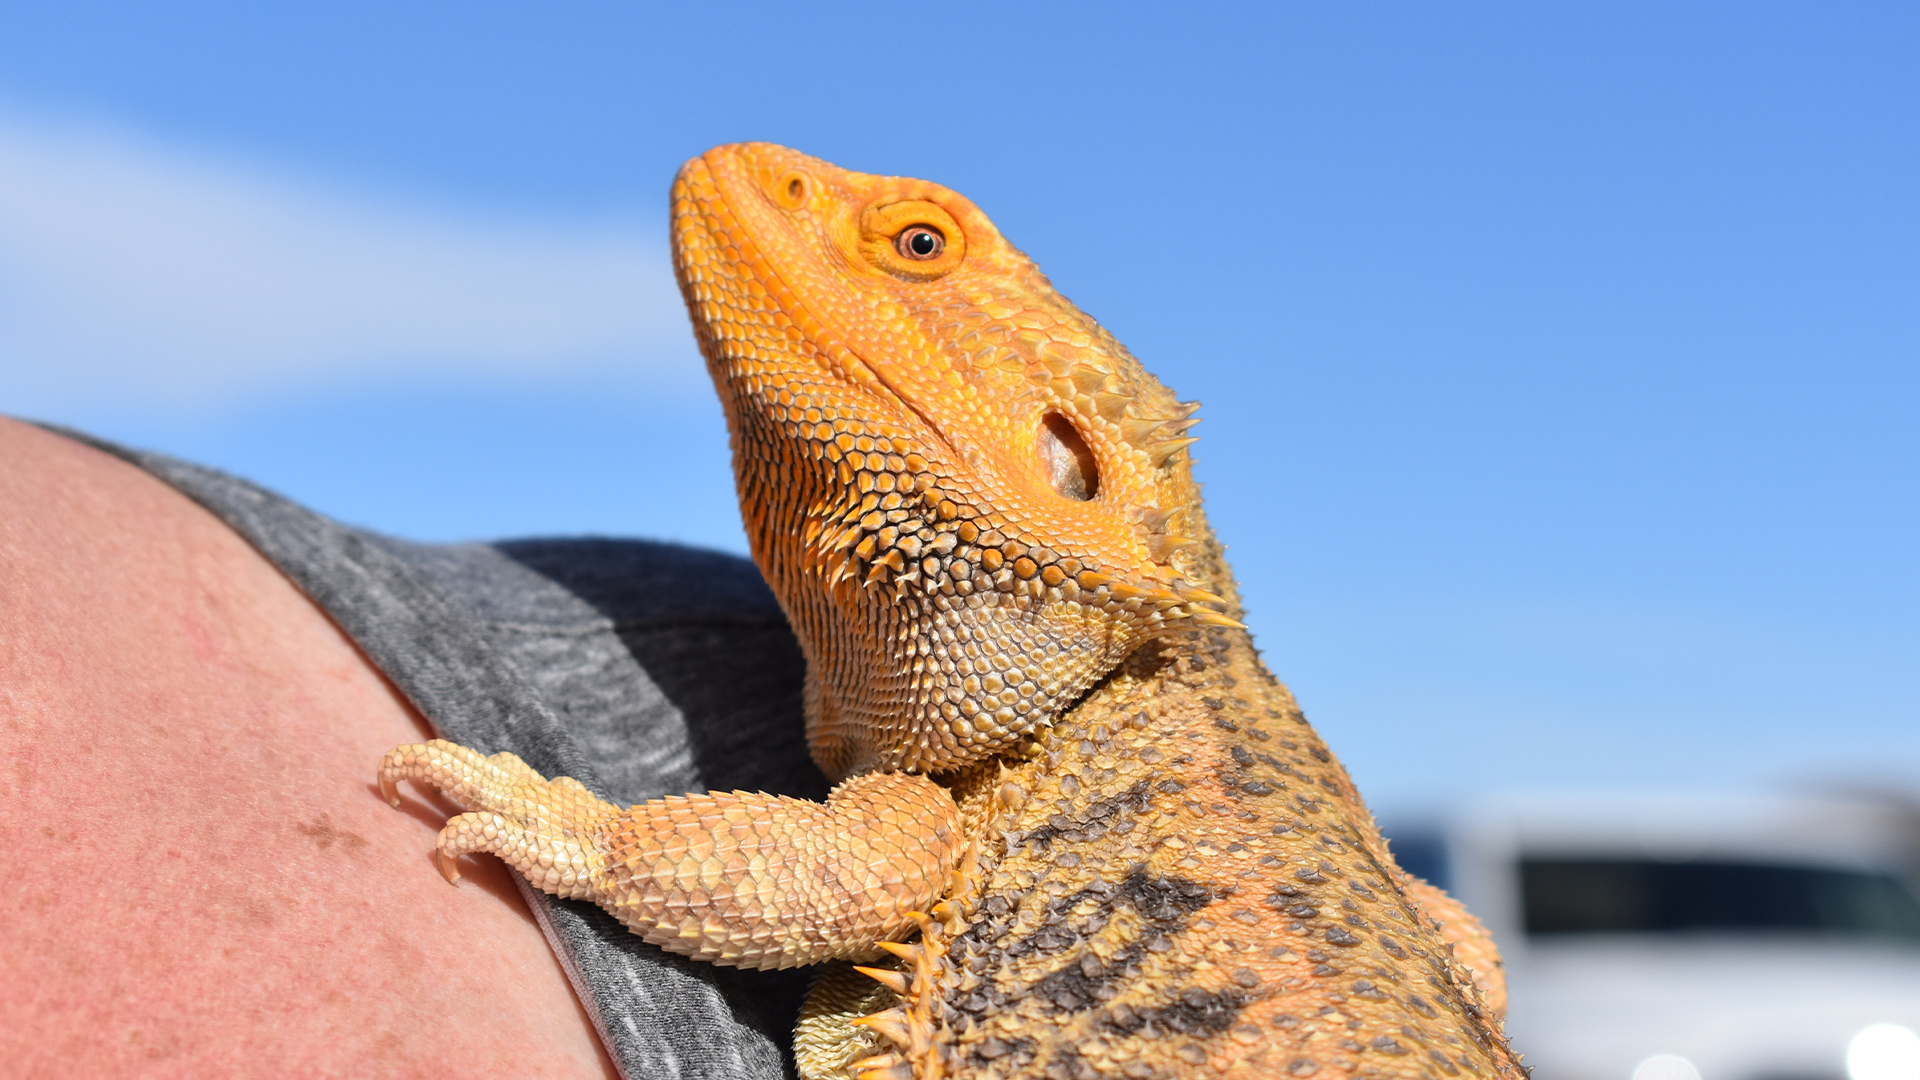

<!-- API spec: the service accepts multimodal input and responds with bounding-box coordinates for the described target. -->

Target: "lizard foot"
[379,739,966,969]
[788,911,960,1080]
[796,963,897,1080]
[379,740,618,897]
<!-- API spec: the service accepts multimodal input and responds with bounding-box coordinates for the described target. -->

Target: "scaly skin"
[378,143,1523,1079]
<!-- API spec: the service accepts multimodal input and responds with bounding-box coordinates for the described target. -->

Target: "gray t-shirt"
[67,429,821,1080]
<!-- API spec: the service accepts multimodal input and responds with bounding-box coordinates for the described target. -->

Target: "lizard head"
[672,142,1239,779]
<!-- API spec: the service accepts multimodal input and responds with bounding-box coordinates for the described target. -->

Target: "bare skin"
[0,419,614,1079]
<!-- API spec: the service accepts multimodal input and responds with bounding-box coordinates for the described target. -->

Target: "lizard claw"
[435,848,464,886]
[376,750,406,808]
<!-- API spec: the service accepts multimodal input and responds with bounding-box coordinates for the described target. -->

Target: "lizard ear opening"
[1038,412,1099,501]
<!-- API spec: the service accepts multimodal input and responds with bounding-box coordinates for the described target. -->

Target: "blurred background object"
[1,5,1915,1072]
[1385,791,1920,1080]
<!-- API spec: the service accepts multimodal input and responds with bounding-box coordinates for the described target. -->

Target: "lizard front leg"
[378,740,964,970]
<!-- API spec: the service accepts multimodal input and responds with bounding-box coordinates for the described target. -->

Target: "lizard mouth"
[690,147,967,466]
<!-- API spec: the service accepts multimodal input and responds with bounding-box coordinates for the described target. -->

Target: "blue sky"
[2,2,1913,811]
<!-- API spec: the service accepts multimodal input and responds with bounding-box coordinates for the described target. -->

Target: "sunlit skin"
[0,418,616,1079]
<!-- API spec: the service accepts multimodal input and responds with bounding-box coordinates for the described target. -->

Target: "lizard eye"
[860,200,964,280]
[895,226,945,261]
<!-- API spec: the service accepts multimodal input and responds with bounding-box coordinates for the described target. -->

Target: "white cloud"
[0,108,692,412]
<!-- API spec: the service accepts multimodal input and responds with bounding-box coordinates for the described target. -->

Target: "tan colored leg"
[381,739,965,970]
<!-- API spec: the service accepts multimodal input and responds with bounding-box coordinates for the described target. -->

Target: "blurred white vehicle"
[1385,792,1920,1080]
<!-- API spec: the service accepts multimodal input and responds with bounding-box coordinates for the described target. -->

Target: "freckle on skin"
[0,420,615,1079]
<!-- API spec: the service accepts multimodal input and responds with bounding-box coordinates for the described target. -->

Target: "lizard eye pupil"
[896,226,945,260]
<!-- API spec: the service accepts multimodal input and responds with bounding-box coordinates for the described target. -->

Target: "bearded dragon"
[378,143,1524,1080]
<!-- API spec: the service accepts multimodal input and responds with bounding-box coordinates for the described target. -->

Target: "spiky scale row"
[846,917,957,1080]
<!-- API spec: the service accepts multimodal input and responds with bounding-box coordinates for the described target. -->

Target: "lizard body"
[379,144,1523,1079]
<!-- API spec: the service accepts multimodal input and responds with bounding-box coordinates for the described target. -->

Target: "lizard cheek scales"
[379,142,1519,1080]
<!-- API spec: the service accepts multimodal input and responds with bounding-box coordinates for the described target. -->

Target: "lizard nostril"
[1038,412,1099,501]
[773,170,811,210]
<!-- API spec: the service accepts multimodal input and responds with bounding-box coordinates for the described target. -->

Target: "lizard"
[377,142,1524,1080]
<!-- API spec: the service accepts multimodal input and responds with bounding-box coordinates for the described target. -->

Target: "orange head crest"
[672,143,1237,778]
